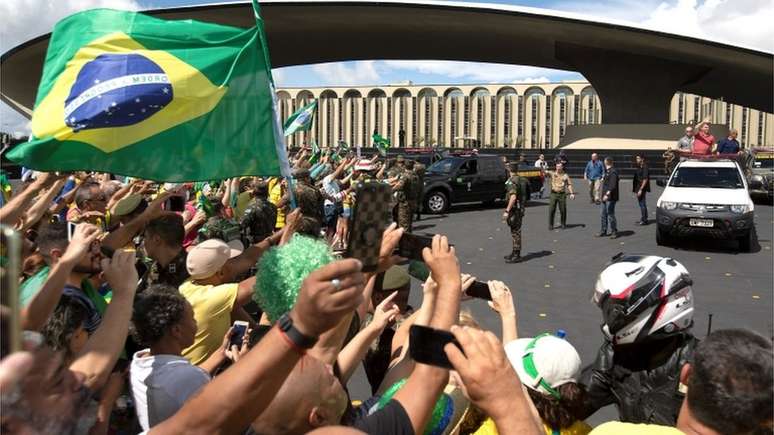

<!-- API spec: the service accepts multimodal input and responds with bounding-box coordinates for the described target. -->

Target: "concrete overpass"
[2,0,772,124]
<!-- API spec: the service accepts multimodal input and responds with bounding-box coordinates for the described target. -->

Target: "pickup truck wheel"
[656,227,670,246]
[738,229,754,253]
[425,191,448,214]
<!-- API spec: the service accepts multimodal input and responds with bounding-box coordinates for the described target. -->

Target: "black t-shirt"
[352,400,415,435]
[633,165,651,193]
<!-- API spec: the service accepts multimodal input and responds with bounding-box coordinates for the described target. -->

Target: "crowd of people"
[0,141,771,435]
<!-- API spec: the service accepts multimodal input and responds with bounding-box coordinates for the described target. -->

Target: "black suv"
[421,154,543,213]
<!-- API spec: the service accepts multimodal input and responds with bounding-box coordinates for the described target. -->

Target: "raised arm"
[21,224,101,331]
[19,178,66,231]
[487,280,518,343]
[69,250,138,391]
[0,172,60,226]
[151,259,366,435]
[391,235,462,434]
[101,191,169,250]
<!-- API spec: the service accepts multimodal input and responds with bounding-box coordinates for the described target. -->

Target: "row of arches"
[276,84,601,149]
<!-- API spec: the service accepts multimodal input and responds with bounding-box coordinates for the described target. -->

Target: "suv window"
[427,158,457,175]
[753,156,774,169]
[670,166,744,189]
[459,160,478,176]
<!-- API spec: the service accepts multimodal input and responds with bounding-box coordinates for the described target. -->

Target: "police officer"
[502,162,529,263]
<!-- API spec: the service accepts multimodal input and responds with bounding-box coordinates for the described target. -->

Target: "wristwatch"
[277,313,318,349]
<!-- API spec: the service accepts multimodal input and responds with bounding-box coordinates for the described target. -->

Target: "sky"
[1,0,773,134]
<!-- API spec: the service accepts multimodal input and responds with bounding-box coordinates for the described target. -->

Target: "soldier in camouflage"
[502,162,529,263]
[239,180,277,245]
[281,167,324,229]
[390,155,412,231]
[196,199,242,244]
[414,162,426,222]
[403,160,421,227]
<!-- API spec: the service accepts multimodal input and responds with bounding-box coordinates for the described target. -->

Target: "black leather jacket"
[579,333,698,425]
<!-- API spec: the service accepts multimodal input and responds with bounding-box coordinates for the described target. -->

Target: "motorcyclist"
[580,253,698,425]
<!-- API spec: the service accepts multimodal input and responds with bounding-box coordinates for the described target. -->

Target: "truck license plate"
[689,218,713,227]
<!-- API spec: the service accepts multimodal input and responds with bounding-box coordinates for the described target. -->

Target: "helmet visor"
[597,265,665,334]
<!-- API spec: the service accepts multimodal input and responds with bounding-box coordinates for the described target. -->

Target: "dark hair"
[35,221,68,257]
[296,216,322,239]
[687,329,773,434]
[74,181,102,208]
[527,383,588,429]
[254,181,269,198]
[404,160,415,170]
[130,285,189,346]
[604,157,614,165]
[42,294,90,360]
[145,213,185,247]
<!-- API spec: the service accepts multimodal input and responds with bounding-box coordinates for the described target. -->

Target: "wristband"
[278,313,317,350]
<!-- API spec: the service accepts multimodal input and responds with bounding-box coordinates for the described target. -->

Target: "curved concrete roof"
[2,0,772,118]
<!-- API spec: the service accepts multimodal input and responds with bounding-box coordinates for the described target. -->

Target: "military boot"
[505,251,522,263]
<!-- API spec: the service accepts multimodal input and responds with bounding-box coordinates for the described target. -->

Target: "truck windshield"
[427,159,457,174]
[669,167,744,189]
[753,157,774,169]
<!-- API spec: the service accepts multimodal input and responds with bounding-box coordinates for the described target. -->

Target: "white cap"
[186,239,241,280]
[504,335,581,397]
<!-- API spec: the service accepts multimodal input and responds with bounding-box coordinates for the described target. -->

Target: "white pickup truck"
[656,158,755,252]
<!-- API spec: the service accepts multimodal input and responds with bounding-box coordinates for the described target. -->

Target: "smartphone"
[164,195,186,212]
[346,180,391,272]
[409,325,462,370]
[230,321,249,348]
[67,221,77,241]
[396,233,434,261]
[465,281,492,301]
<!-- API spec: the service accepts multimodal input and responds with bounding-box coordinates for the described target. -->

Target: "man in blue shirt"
[584,153,605,204]
[716,129,741,155]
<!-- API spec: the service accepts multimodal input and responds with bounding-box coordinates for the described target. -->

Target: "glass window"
[669,167,743,189]
[545,97,552,148]
[518,95,524,136]
[757,111,764,147]
[459,159,478,175]
[427,158,457,174]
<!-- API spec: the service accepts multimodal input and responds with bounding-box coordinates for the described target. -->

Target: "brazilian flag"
[7,4,290,182]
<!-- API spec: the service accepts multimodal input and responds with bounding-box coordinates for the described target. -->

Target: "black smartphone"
[396,233,434,261]
[346,180,391,272]
[67,221,77,241]
[230,321,249,348]
[164,195,185,212]
[409,325,462,369]
[465,281,492,301]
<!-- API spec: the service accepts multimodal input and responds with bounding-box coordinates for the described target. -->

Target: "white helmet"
[592,254,694,345]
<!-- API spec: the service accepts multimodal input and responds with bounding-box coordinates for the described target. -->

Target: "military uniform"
[197,216,242,244]
[393,169,413,231]
[414,163,426,221]
[139,248,189,292]
[240,197,278,244]
[404,162,421,230]
[504,169,529,263]
[294,179,325,226]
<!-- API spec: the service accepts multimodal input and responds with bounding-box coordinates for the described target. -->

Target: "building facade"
[277,81,773,149]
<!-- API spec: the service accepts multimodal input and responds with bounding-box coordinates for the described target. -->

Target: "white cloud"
[556,0,773,52]
[309,61,382,86]
[381,60,579,83]
[0,0,141,134]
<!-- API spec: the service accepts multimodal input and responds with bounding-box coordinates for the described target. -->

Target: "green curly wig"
[253,235,335,322]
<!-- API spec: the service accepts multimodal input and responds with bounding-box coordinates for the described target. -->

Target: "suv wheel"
[656,227,671,246]
[425,191,448,214]
[738,229,754,253]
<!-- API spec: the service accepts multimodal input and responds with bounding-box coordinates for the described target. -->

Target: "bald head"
[251,356,347,435]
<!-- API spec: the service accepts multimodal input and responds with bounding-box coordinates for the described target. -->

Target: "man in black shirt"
[633,155,651,225]
[140,214,189,291]
[598,157,620,239]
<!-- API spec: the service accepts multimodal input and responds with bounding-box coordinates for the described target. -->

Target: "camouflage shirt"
[505,175,529,210]
[294,180,324,223]
[197,216,242,244]
[240,198,277,244]
[140,248,189,291]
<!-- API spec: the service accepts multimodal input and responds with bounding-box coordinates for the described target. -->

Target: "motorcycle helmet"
[593,253,694,345]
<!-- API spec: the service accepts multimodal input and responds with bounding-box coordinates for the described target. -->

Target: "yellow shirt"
[590,422,684,435]
[269,180,285,228]
[179,280,238,365]
[474,418,592,435]
[234,191,252,219]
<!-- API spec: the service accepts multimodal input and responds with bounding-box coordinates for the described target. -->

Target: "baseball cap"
[186,239,241,280]
[113,194,142,216]
[354,160,375,172]
[382,265,410,290]
[504,334,581,398]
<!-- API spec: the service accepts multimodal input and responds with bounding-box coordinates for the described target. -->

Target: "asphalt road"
[347,179,774,426]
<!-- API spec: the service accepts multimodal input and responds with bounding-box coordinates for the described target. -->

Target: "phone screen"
[346,181,391,272]
[230,321,248,348]
[409,325,462,369]
[67,221,77,241]
[465,281,492,301]
[164,196,186,212]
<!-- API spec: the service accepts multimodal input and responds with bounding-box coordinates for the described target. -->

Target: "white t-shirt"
[322,173,343,206]
[130,350,211,431]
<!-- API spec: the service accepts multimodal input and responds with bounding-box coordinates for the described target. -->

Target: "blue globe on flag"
[64,53,173,132]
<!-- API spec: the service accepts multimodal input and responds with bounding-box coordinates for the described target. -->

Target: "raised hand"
[100,250,138,297]
[421,234,460,288]
[290,259,366,338]
[60,224,101,265]
[487,281,515,317]
[460,273,476,301]
[371,291,401,331]
[376,223,404,273]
